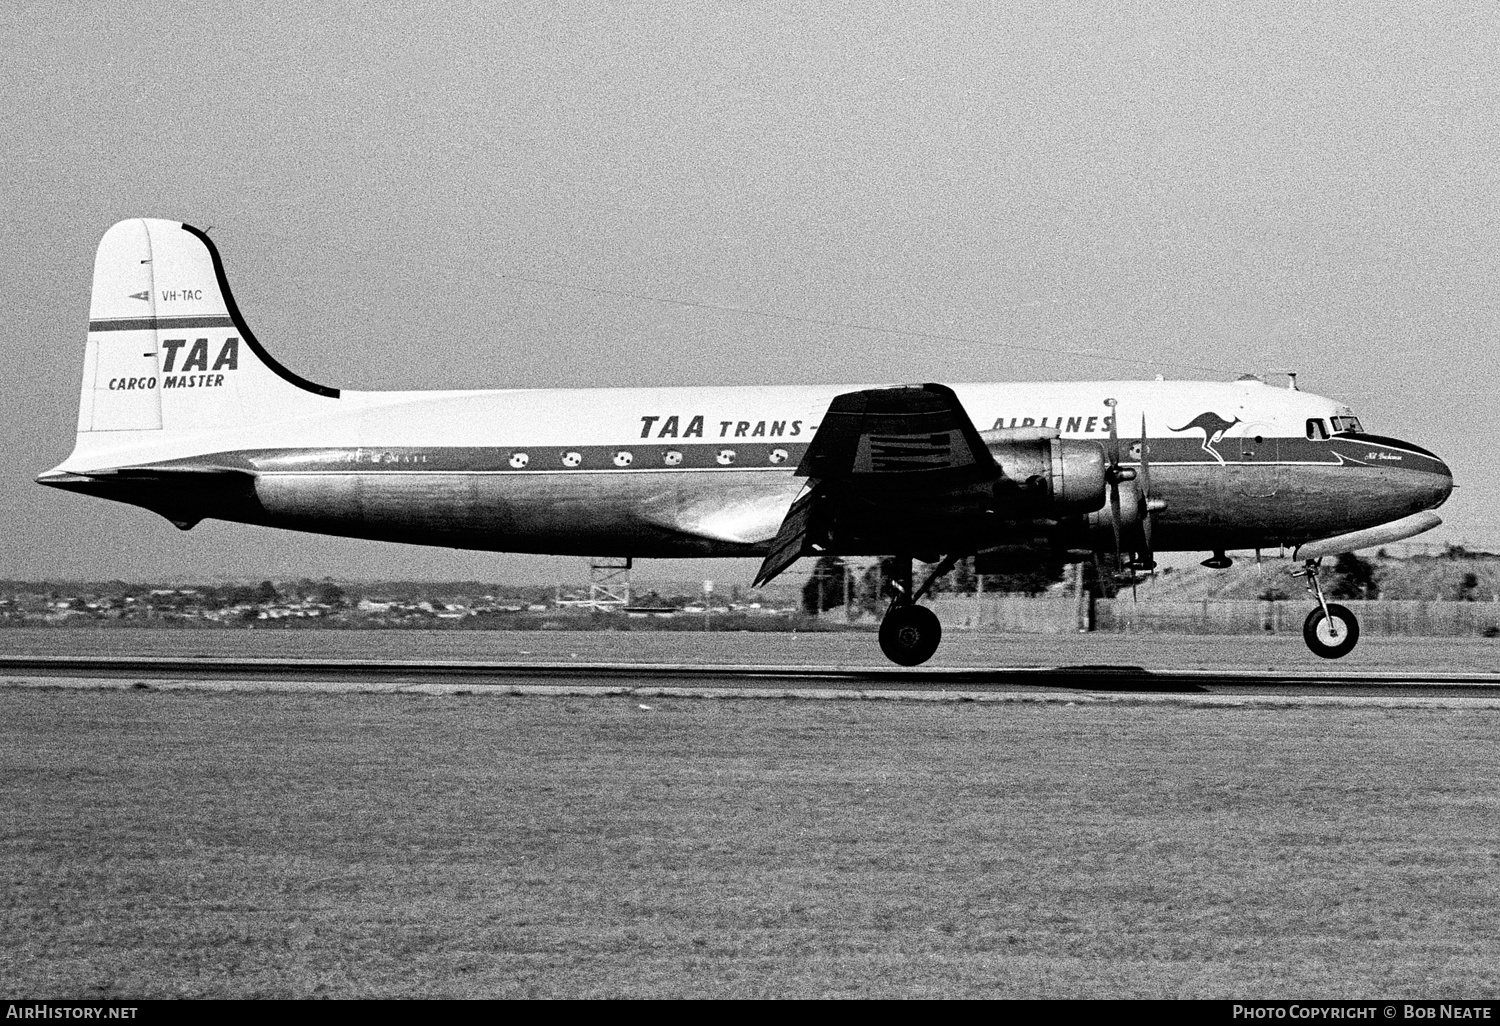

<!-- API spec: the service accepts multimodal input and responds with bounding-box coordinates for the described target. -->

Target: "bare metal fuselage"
[45,374,1454,561]
[63,423,1448,561]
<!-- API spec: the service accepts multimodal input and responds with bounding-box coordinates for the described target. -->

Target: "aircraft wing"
[753,384,999,585]
[794,382,997,484]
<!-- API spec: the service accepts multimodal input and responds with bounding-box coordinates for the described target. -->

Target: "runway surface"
[6,654,1500,704]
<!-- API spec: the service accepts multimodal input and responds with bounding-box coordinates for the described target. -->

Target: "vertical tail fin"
[76,219,338,446]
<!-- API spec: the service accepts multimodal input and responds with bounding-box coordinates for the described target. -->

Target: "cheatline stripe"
[88,316,237,332]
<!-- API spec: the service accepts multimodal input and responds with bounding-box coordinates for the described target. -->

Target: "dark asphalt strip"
[4,655,1500,698]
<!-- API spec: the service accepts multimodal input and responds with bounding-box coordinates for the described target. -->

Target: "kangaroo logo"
[1170,412,1241,464]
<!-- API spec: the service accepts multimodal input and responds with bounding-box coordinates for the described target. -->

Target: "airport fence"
[928,595,1083,634]
[927,595,1500,637]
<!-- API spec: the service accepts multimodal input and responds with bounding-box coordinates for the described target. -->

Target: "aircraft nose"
[1361,435,1454,516]
[1396,441,1454,511]
[1428,454,1455,509]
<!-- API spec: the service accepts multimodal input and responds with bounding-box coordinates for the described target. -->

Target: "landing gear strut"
[1291,558,1360,659]
[877,555,957,666]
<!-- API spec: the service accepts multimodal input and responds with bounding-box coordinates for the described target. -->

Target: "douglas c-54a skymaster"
[39,219,1455,664]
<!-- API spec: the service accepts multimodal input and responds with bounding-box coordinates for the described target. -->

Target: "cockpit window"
[1330,415,1363,434]
[1306,418,1330,440]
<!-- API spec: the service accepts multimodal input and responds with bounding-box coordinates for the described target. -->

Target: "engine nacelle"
[986,437,1108,516]
[974,540,1053,575]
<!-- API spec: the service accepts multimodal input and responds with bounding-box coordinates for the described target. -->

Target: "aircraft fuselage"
[45,379,1452,559]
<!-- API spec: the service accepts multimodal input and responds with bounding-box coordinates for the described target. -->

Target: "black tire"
[1303,603,1360,659]
[879,604,942,666]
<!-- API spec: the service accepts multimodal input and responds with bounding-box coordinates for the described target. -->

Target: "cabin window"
[1306,418,1329,440]
[1330,415,1364,434]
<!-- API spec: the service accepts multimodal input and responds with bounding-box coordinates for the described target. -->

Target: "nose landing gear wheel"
[879,604,942,666]
[1303,603,1360,659]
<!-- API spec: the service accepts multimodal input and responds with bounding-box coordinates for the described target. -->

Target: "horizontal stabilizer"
[43,464,247,480]
[36,463,256,531]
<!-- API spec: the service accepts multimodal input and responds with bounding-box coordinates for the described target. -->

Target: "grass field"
[3,625,1499,673]
[3,684,1499,998]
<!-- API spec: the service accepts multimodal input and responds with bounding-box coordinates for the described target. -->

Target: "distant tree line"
[801,555,1066,614]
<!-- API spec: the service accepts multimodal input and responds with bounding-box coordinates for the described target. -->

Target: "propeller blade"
[1138,414,1154,560]
[1109,477,1123,566]
[1105,398,1124,569]
[1124,417,1142,601]
[1138,415,1152,501]
[1105,397,1122,468]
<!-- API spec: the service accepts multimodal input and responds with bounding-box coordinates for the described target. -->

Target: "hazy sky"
[4,2,1497,583]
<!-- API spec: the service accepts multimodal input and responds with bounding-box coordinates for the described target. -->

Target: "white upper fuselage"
[59,377,1353,474]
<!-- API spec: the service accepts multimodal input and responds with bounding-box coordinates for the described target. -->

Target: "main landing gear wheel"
[879,604,942,667]
[1303,603,1360,659]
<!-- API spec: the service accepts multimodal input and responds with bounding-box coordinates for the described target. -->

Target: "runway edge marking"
[5,675,1500,710]
[5,656,1500,687]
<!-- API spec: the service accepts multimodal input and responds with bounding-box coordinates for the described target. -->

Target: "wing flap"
[753,484,821,586]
